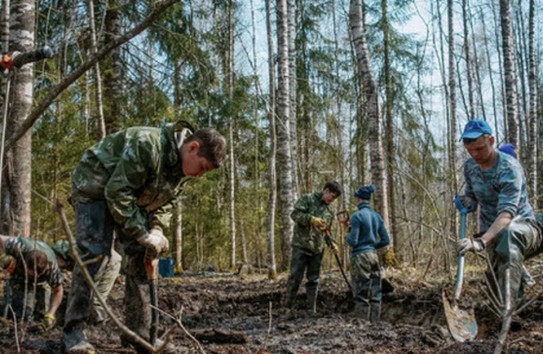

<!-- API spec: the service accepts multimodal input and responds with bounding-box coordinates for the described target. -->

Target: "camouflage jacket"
[290,192,335,254]
[4,237,63,289]
[71,121,194,240]
[464,151,534,232]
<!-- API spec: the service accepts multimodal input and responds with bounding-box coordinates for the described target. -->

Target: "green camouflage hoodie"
[290,192,335,254]
[71,121,193,240]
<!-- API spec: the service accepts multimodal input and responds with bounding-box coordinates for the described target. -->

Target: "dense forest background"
[0,0,541,278]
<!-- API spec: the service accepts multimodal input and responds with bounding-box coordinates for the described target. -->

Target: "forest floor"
[2,259,543,354]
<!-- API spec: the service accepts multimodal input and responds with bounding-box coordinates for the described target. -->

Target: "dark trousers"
[285,247,324,310]
[63,200,152,350]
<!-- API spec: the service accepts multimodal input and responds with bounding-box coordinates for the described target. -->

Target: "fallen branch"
[56,200,161,353]
[153,305,206,354]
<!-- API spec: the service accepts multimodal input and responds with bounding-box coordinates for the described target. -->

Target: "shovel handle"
[454,210,468,302]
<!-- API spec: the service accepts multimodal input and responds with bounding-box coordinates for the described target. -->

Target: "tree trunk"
[448,0,458,239]
[265,0,277,279]
[527,0,537,207]
[500,0,519,145]
[277,0,295,271]
[225,0,237,270]
[381,0,396,249]
[87,0,106,138]
[462,0,474,119]
[288,0,298,199]
[102,0,123,134]
[4,0,36,236]
[349,0,389,227]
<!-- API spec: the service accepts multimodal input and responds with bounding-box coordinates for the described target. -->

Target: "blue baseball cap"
[459,119,492,141]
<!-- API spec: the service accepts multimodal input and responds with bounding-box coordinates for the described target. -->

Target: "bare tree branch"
[3,0,179,152]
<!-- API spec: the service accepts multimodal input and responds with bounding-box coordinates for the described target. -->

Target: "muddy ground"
[2,262,543,354]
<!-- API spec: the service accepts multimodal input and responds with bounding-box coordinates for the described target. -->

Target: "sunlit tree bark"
[265,0,277,279]
[277,0,295,270]
[349,0,390,226]
[500,0,519,145]
[527,0,537,207]
[4,0,36,235]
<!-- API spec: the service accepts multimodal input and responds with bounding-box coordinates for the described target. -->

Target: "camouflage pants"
[486,219,542,307]
[350,252,381,322]
[285,247,324,309]
[64,200,148,350]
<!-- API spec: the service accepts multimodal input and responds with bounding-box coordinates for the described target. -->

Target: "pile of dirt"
[1,269,543,353]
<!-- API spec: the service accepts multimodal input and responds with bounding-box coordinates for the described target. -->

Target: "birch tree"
[349,0,389,227]
[4,0,36,235]
[448,0,458,238]
[527,0,537,206]
[288,0,298,198]
[277,0,295,270]
[265,0,277,279]
[500,0,519,146]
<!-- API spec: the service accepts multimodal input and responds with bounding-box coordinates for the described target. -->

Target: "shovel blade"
[442,290,478,342]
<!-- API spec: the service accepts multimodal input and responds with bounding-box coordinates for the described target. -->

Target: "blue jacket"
[347,202,390,256]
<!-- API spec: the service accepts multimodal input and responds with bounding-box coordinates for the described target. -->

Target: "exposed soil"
[2,264,543,354]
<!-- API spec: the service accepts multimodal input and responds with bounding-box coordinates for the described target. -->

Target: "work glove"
[137,229,169,255]
[329,240,339,255]
[310,216,328,232]
[40,312,56,331]
[383,248,401,269]
[457,238,486,255]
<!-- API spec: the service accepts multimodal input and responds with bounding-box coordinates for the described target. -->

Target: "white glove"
[457,238,485,255]
[137,229,169,255]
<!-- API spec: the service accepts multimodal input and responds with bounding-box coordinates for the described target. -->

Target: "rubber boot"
[370,276,382,323]
[306,284,318,314]
[354,277,371,321]
[284,279,300,308]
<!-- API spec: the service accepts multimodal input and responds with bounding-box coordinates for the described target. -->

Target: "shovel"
[144,249,159,343]
[443,196,478,342]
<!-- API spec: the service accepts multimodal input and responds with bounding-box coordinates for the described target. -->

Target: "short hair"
[25,250,48,275]
[184,128,227,168]
[463,134,491,145]
[324,181,342,196]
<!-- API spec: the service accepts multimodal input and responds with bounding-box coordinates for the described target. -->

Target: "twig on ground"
[56,200,159,353]
[515,290,543,314]
[8,306,20,353]
[152,305,205,354]
[267,301,273,337]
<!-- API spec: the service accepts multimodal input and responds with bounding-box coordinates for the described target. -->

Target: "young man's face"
[182,141,216,177]
[464,135,495,166]
[321,189,339,205]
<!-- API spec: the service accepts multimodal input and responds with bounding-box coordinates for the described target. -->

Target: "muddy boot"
[370,303,381,323]
[284,275,302,308]
[64,265,96,354]
[354,302,370,320]
[306,284,318,314]
[354,277,371,321]
[370,276,382,323]
[65,340,96,354]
